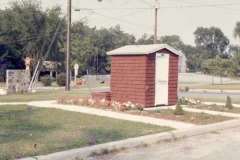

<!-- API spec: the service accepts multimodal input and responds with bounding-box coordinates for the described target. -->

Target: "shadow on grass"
[83,128,127,146]
[0,105,60,143]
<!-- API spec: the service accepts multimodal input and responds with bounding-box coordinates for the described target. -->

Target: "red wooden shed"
[106,44,180,107]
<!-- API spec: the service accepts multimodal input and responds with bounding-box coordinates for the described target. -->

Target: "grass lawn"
[190,83,240,90]
[0,81,110,89]
[126,109,234,125]
[187,104,240,114]
[0,91,90,102]
[0,105,173,160]
[184,96,240,105]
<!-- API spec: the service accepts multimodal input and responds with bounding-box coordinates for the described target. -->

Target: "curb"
[20,118,240,160]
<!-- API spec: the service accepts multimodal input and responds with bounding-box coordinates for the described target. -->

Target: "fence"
[82,75,110,81]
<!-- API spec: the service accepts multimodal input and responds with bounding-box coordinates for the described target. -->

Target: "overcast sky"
[1,0,240,46]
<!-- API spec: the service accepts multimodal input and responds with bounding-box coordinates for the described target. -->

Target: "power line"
[138,0,154,7]
[84,9,153,30]
[72,7,153,10]
[72,2,240,10]
[128,0,165,36]
[168,0,240,11]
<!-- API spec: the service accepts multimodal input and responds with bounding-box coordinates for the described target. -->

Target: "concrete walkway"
[27,101,195,130]
[2,101,240,129]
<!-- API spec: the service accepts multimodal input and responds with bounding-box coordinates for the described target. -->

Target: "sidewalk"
[27,101,195,130]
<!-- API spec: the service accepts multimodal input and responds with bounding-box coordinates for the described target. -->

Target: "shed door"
[155,53,169,105]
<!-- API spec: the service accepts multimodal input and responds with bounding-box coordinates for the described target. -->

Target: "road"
[89,126,240,160]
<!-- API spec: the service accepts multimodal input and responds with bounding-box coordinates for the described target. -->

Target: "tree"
[0,0,66,71]
[233,22,240,40]
[68,23,134,76]
[159,35,184,50]
[181,44,202,72]
[201,58,237,84]
[69,21,96,75]
[0,43,24,81]
[194,27,229,59]
[229,45,240,56]
[137,33,154,45]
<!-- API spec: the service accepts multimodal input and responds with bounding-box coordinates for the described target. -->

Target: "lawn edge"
[20,118,240,160]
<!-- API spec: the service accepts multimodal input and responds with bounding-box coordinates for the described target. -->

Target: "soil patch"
[124,109,234,125]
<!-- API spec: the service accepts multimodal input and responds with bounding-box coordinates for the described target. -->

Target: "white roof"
[106,44,181,56]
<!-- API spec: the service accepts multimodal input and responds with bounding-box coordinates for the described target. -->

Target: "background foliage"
[0,0,240,79]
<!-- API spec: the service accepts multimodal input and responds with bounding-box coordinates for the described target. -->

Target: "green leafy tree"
[0,43,24,80]
[137,33,154,45]
[194,27,229,59]
[201,58,237,84]
[95,25,134,74]
[233,21,240,40]
[181,45,202,72]
[159,35,184,50]
[0,0,66,71]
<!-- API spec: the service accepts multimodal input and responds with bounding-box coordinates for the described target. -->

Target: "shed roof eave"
[106,51,148,55]
[106,44,181,56]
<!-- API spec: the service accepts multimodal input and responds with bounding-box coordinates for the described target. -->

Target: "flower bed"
[179,97,202,105]
[56,95,235,125]
[56,95,144,111]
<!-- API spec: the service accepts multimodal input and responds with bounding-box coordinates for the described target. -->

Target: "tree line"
[0,0,240,79]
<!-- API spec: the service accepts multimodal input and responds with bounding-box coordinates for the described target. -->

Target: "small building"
[106,44,180,107]
[42,61,61,78]
[178,51,187,73]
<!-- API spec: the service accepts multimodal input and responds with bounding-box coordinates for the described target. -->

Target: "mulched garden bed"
[124,109,234,125]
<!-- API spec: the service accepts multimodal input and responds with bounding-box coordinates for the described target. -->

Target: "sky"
[1,0,240,46]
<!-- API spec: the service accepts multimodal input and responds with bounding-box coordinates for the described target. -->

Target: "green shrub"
[40,75,52,86]
[56,73,66,86]
[174,99,184,115]
[225,95,233,109]
[185,86,189,91]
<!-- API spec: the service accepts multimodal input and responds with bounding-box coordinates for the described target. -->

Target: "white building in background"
[178,51,187,73]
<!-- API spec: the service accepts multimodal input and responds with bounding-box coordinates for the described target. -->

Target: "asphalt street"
[90,126,240,160]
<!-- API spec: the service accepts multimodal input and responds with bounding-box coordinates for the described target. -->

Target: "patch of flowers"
[56,95,144,111]
[179,97,202,105]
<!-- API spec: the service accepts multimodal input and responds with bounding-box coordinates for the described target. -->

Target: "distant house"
[42,61,61,78]
[178,51,187,73]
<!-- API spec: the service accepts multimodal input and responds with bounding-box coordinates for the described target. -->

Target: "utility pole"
[154,0,158,44]
[66,0,71,91]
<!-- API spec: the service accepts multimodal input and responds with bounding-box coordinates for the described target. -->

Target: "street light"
[66,0,103,91]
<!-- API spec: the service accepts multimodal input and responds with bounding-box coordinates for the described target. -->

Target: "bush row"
[40,73,66,86]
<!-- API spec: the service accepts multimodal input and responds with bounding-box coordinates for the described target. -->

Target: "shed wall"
[167,51,179,105]
[110,49,178,107]
[110,55,148,105]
